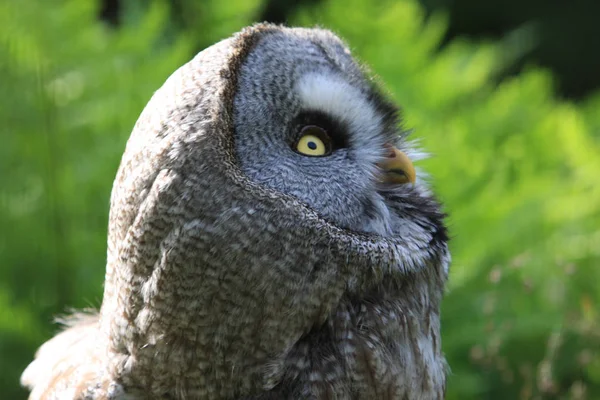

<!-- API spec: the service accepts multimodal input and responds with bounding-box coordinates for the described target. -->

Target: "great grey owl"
[21,24,450,399]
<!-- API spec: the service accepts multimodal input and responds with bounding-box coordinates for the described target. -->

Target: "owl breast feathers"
[21,24,450,400]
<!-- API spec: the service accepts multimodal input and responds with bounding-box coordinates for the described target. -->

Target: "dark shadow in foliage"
[420,0,600,99]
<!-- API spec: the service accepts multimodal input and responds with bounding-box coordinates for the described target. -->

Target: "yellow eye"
[295,126,331,156]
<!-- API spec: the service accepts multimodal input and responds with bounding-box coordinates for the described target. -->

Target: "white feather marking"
[296,73,385,169]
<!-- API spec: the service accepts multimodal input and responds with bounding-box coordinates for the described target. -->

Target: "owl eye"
[294,125,332,157]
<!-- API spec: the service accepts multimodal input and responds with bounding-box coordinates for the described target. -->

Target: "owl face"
[234,29,418,236]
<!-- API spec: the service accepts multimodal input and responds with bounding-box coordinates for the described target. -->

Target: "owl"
[21,24,450,399]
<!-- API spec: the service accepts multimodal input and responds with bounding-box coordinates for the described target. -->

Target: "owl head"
[234,27,425,237]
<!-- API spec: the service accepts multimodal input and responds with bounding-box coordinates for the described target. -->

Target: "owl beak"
[378,145,416,185]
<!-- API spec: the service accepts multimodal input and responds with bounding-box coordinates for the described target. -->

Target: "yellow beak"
[378,146,416,185]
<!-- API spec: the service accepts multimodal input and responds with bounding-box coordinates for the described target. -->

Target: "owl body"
[21,25,449,400]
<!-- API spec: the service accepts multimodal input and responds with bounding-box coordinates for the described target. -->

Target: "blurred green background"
[1,0,599,398]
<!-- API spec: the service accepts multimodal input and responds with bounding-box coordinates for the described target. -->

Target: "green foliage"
[1,0,598,398]
[0,0,192,397]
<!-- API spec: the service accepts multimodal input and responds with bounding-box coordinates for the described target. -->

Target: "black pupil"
[307,141,317,150]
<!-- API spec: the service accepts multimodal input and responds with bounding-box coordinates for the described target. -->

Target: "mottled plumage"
[22,24,450,399]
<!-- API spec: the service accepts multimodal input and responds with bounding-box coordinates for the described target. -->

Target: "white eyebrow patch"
[295,73,385,166]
